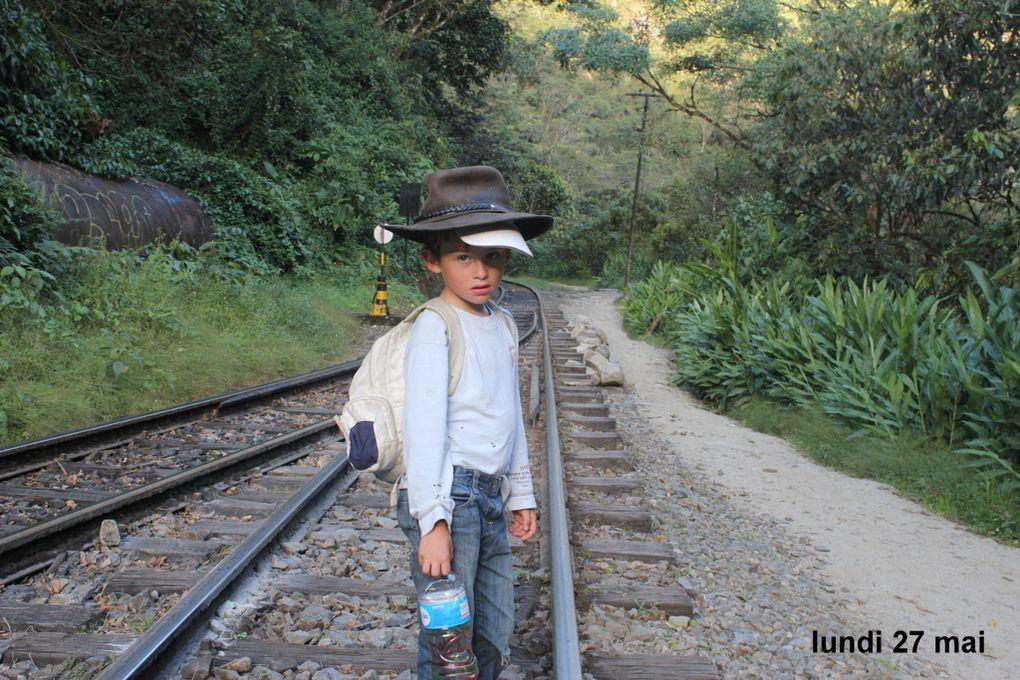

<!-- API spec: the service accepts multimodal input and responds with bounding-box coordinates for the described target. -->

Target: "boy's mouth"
[470,285,491,295]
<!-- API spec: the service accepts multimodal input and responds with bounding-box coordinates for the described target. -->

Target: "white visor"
[458,227,533,257]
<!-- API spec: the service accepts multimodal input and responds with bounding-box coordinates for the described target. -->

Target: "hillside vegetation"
[1,1,1017,530]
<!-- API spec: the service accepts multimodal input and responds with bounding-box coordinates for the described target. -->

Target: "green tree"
[0,0,98,161]
[540,0,1018,289]
[752,1,1018,287]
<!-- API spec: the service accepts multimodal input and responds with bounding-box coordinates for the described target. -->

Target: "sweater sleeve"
[402,310,454,536]
[503,310,537,511]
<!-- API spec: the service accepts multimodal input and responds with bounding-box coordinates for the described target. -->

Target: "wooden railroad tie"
[253,474,311,491]
[204,496,278,518]
[583,582,695,617]
[563,414,617,431]
[558,375,593,387]
[105,568,204,595]
[0,604,97,633]
[587,654,719,680]
[340,491,391,509]
[120,536,227,559]
[578,538,677,564]
[567,431,624,450]
[0,483,112,503]
[567,450,635,472]
[559,401,609,416]
[1,632,135,666]
[556,387,604,403]
[569,475,642,495]
[181,519,259,540]
[223,489,292,504]
[570,501,653,531]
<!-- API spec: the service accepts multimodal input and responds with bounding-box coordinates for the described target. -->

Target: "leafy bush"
[0,1,98,161]
[619,261,686,335]
[80,129,314,272]
[0,158,58,254]
[624,226,1020,492]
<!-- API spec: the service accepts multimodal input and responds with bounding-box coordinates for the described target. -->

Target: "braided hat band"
[414,203,503,223]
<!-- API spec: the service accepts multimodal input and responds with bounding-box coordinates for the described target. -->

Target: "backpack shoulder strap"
[487,302,517,340]
[405,297,465,396]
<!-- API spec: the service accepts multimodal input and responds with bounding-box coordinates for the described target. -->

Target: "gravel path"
[558,288,1019,680]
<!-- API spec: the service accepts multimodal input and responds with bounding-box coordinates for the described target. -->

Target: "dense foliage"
[0,1,98,161]
[538,0,1018,292]
[1,0,536,276]
[0,0,544,439]
[623,222,1020,495]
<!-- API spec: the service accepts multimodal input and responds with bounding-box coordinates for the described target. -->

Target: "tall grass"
[623,232,1020,496]
[0,247,417,444]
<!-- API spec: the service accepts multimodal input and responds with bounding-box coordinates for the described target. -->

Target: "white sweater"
[402,305,536,536]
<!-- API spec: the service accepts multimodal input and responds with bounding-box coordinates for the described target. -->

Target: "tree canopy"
[537,0,1019,290]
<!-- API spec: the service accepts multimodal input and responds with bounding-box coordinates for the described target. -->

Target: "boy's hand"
[509,508,537,541]
[419,521,452,578]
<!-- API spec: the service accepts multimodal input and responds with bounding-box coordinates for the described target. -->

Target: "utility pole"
[624,91,660,288]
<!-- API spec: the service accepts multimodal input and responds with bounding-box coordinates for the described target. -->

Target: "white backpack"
[336,296,515,484]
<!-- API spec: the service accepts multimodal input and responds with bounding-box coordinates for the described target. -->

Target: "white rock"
[284,630,314,644]
[223,656,253,672]
[99,519,121,547]
[585,352,624,386]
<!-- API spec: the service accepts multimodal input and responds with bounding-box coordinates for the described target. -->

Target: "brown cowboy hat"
[382,165,553,243]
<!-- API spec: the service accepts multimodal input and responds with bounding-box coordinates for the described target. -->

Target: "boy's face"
[423,237,510,314]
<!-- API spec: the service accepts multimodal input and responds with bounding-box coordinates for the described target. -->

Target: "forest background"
[1,0,1018,538]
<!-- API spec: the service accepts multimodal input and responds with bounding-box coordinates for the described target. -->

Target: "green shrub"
[624,224,1020,492]
[80,129,314,273]
[0,2,97,162]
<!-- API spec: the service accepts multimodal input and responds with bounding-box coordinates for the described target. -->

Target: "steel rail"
[0,359,362,473]
[0,419,336,561]
[95,445,355,680]
[535,287,584,679]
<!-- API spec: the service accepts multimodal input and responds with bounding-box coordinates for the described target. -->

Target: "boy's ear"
[421,246,442,274]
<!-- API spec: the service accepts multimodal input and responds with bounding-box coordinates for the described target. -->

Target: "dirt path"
[559,288,1019,680]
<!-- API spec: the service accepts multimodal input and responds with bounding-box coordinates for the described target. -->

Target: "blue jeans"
[396,466,514,680]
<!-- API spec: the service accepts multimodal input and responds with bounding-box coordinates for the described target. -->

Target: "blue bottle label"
[419,592,470,630]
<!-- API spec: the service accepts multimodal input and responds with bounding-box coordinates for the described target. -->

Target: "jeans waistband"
[453,466,505,496]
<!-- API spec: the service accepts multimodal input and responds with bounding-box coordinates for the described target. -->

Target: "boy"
[383,166,553,678]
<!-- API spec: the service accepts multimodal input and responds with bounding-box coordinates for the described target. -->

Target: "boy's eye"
[485,250,506,262]
[455,254,472,263]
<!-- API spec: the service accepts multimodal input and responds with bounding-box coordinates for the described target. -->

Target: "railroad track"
[0,283,721,679]
[0,288,532,582]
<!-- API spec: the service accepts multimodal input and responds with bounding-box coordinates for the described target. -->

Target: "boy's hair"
[421,227,521,260]
[420,229,459,259]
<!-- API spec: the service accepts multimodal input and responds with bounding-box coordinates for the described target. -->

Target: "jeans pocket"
[451,479,476,507]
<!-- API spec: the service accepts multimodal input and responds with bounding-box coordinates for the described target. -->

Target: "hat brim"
[459,227,533,257]
[382,210,552,243]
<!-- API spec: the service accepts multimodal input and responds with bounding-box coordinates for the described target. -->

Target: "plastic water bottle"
[418,573,478,679]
